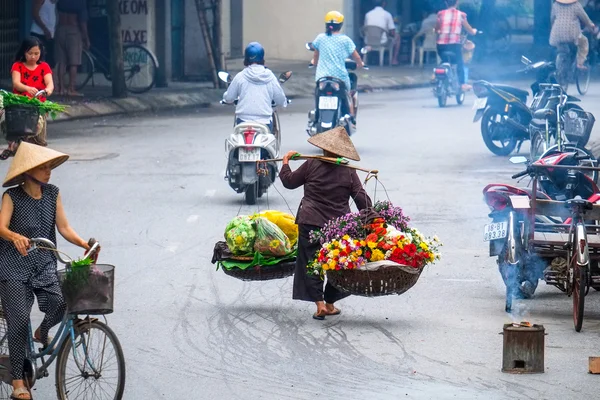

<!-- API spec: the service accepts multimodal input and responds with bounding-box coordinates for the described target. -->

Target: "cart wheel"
[572,261,587,332]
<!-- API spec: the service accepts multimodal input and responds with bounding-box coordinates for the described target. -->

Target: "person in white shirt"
[363,0,399,63]
[30,0,57,67]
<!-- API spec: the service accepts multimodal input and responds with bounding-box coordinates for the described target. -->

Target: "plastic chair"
[362,26,393,66]
[411,29,440,67]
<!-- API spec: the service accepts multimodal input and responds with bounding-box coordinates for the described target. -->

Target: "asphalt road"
[6,82,600,399]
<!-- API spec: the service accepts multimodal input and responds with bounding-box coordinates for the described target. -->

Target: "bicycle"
[0,238,125,399]
[555,40,592,96]
[70,44,158,94]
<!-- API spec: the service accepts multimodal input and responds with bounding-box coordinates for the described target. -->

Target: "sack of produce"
[254,217,292,257]
[259,210,298,246]
[225,216,256,255]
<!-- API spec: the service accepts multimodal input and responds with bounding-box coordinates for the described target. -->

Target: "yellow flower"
[343,234,350,241]
[235,236,244,245]
[428,253,435,262]
[270,239,280,248]
[360,240,366,246]
[356,249,363,256]
[371,249,385,261]
[419,242,429,251]
[367,241,377,249]
[328,260,337,270]
[332,249,340,257]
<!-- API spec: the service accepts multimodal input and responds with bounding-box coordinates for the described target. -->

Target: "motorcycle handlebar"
[511,169,529,179]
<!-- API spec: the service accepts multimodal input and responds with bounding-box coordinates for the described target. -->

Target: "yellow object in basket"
[259,210,298,246]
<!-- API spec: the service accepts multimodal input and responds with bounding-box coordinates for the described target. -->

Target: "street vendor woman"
[280,127,372,320]
[0,143,90,400]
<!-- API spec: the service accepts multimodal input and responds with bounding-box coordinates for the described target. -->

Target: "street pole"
[155,0,168,88]
[106,0,127,98]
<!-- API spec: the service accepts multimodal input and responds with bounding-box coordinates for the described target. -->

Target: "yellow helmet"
[324,11,344,24]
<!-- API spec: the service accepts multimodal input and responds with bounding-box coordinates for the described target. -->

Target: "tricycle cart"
[517,163,600,332]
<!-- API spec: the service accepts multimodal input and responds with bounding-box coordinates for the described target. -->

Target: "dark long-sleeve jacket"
[279,159,373,227]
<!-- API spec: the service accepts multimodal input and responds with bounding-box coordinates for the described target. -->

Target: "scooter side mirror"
[305,42,315,51]
[521,56,532,66]
[509,156,528,164]
[218,71,232,84]
[360,47,370,55]
[278,71,292,83]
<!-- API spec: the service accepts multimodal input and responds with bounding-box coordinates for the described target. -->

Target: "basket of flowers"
[308,201,442,297]
[211,211,299,281]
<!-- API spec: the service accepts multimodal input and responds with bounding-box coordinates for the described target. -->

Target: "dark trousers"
[0,280,66,379]
[31,33,55,68]
[293,224,351,304]
[437,43,465,85]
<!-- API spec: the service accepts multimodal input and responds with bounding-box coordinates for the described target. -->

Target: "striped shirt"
[436,8,465,45]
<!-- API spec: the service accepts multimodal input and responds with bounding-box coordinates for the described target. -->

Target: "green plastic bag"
[253,217,292,257]
[225,216,256,255]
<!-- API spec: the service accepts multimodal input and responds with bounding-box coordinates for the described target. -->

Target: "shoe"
[461,84,472,92]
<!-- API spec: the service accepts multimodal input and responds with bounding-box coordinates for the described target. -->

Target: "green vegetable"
[225,216,257,255]
[0,90,67,120]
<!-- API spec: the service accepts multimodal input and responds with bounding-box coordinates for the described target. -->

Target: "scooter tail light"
[434,68,446,75]
[243,129,255,145]
[484,192,509,211]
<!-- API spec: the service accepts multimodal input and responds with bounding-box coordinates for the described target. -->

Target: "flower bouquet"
[309,201,442,297]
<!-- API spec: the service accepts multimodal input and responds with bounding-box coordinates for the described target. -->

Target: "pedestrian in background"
[30,0,57,67]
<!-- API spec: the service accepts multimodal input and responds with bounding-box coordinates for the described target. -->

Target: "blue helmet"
[244,42,265,66]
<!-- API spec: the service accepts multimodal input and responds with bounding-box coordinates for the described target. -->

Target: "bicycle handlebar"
[29,238,100,265]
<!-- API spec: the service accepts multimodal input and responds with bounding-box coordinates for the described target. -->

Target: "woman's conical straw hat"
[307,126,360,161]
[3,142,69,187]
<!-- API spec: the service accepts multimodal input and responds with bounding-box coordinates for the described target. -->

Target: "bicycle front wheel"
[73,50,95,91]
[529,131,548,161]
[576,63,591,95]
[123,44,158,94]
[572,253,587,332]
[55,320,125,400]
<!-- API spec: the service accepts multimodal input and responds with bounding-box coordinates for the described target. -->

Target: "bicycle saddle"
[566,197,593,210]
[532,108,556,120]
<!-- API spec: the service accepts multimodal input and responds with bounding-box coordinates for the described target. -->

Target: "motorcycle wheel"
[562,103,591,148]
[244,182,258,205]
[481,107,518,156]
[541,143,599,183]
[437,94,447,108]
[576,62,591,95]
[456,91,465,105]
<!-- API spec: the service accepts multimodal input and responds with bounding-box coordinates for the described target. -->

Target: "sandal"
[10,387,31,400]
[312,312,326,320]
[325,307,341,316]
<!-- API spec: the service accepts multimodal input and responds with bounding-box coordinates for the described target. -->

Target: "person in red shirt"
[1,37,54,160]
[435,0,477,91]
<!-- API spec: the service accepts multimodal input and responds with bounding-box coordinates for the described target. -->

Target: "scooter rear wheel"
[245,183,258,205]
[456,91,465,105]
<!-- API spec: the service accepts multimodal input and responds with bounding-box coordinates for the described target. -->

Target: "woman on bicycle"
[0,143,90,400]
[310,11,366,125]
[0,36,54,160]
[550,0,596,70]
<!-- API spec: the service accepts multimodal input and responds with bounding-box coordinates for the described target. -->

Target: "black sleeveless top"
[0,184,58,283]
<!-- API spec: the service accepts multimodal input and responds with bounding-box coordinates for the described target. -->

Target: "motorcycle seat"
[494,84,529,99]
[532,108,556,121]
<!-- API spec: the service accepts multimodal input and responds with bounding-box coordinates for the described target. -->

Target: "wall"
[119,0,156,53]
[242,0,347,61]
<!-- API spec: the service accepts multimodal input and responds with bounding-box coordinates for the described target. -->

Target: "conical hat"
[307,126,360,161]
[3,143,69,187]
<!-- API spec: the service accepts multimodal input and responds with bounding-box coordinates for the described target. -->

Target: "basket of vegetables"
[0,91,66,140]
[211,211,298,281]
[57,258,115,315]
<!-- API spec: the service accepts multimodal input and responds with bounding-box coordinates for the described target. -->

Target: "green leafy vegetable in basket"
[61,258,110,308]
[0,90,67,120]
[225,216,256,255]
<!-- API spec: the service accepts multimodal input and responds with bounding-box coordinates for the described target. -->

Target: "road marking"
[205,189,217,197]
[187,215,199,223]
[166,243,180,253]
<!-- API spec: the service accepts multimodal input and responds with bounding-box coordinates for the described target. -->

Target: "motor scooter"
[218,70,292,205]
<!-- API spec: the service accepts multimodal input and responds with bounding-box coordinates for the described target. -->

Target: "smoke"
[499,252,547,321]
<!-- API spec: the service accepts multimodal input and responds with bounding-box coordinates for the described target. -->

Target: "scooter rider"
[222,42,287,134]
[310,11,365,127]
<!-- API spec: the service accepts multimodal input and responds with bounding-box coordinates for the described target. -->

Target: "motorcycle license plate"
[319,96,338,110]
[238,148,261,162]
[483,222,508,242]
[472,98,487,110]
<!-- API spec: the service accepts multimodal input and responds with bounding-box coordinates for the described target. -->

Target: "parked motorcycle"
[472,56,587,156]
[483,152,600,311]
[218,70,292,205]
[305,42,368,136]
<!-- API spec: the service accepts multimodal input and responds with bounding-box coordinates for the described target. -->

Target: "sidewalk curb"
[49,78,432,123]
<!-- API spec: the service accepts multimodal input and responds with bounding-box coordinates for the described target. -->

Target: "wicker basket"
[221,261,296,281]
[327,264,423,297]
[58,264,115,315]
[4,105,40,140]
[212,241,296,281]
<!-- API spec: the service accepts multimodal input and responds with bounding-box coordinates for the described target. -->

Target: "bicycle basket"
[58,264,115,315]
[4,105,40,140]
[563,109,595,141]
